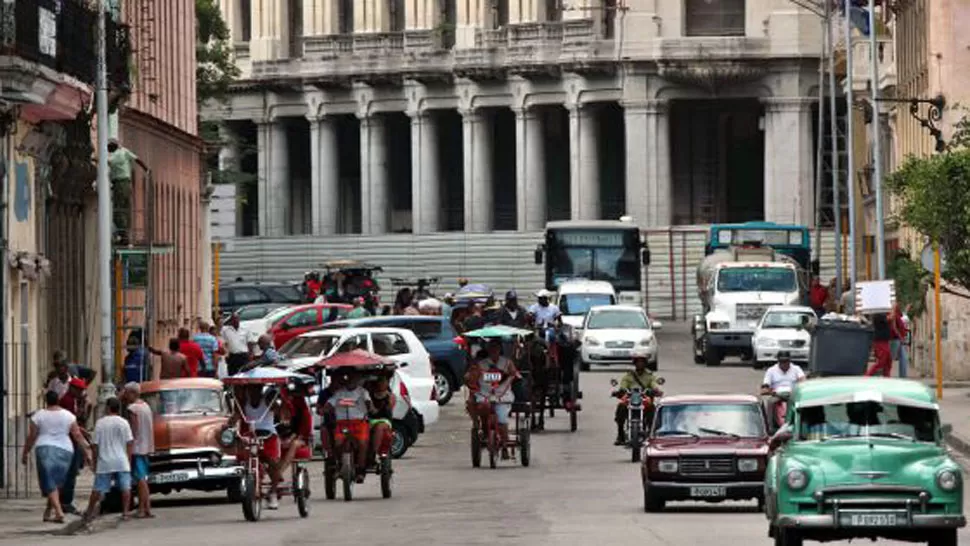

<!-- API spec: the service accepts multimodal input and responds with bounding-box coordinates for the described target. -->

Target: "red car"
[269,303,353,348]
[640,394,770,512]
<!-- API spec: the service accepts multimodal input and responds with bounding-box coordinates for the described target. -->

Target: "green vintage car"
[765,377,965,546]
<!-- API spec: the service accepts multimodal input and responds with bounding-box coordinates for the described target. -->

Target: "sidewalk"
[939,385,970,457]
[0,475,104,538]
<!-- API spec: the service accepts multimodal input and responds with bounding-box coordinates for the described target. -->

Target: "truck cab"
[556,280,617,340]
[693,261,802,367]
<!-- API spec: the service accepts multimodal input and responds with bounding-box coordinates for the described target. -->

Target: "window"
[685,0,745,37]
[560,294,615,316]
[268,285,303,302]
[232,287,268,305]
[338,0,354,34]
[586,310,648,330]
[716,267,797,293]
[143,389,225,416]
[239,0,252,41]
[285,309,319,328]
[410,320,443,340]
[655,403,766,438]
[280,335,341,359]
[797,402,938,442]
[218,289,230,307]
[388,0,405,32]
[372,333,410,356]
[761,311,815,329]
[336,335,368,352]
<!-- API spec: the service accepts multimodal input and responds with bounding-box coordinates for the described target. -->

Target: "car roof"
[763,305,815,313]
[335,315,444,324]
[546,220,637,230]
[588,305,644,313]
[658,394,761,406]
[284,303,352,311]
[140,378,224,392]
[299,326,417,338]
[793,377,937,408]
[224,281,296,287]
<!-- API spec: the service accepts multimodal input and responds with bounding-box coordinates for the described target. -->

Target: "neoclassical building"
[206,0,825,237]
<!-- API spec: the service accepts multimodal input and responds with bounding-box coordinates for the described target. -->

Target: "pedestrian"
[177,327,205,378]
[889,303,910,378]
[246,334,281,370]
[107,138,148,245]
[463,303,486,332]
[46,352,74,398]
[441,293,454,320]
[809,276,828,317]
[22,390,92,523]
[122,383,154,519]
[193,321,219,378]
[123,330,157,383]
[393,288,413,315]
[864,312,893,377]
[83,397,134,522]
[209,324,229,379]
[221,314,253,376]
[347,297,371,319]
[155,338,189,380]
[57,377,91,513]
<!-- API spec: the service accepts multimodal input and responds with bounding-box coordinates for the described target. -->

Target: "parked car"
[318,315,467,406]
[641,394,769,512]
[230,302,290,322]
[217,281,303,315]
[265,303,353,348]
[580,305,662,371]
[140,378,244,501]
[277,327,439,428]
[751,305,816,370]
[765,377,965,546]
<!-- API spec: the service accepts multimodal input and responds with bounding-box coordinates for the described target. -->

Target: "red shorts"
[334,420,370,446]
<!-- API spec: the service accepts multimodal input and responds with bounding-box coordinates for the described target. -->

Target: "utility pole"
[845,0,858,301]
[826,0,843,297]
[868,0,886,279]
[96,0,115,401]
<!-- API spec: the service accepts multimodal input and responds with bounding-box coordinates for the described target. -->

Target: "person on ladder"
[107,138,149,246]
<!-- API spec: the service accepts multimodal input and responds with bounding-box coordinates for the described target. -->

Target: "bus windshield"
[546,229,641,292]
[716,267,797,293]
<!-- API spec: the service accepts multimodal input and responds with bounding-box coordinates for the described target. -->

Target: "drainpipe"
[0,119,8,488]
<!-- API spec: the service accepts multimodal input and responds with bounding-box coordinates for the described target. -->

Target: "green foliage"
[196,0,240,105]
[885,146,970,299]
[886,251,929,317]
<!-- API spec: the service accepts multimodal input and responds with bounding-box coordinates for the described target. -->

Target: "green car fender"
[764,454,780,520]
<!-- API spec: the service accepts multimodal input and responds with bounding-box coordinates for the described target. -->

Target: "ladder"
[112,169,173,383]
[137,0,159,102]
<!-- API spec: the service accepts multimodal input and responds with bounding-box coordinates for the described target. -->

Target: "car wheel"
[391,421,413,459]
[928,530,958,546]
[704,343,721,367]
[433,368,455,406]
[775,528,803,546]
[642,484,664,513]
[580,359,590,372]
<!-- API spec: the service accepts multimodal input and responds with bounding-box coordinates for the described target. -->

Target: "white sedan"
[751,305,816,369]
[580,305,661,371]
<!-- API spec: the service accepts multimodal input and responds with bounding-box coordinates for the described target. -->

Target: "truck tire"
[704,344,722,367]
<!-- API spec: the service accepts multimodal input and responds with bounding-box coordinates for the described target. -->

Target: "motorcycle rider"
[612,354,663,446]
[760,351,806,430]
[527,289,561,344]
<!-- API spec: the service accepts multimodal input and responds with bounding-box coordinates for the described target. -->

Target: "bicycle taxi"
[461,325,535,468]
[222,367,315,522]
[307,349,396,501]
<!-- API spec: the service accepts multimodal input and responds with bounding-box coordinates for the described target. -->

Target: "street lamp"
[874,94,946,152]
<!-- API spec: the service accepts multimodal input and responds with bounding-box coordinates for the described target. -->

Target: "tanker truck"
[691,245,808,367]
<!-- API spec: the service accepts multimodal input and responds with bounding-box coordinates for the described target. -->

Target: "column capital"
[762,97,816,113]
[458,108,480,122]
[512,107,538,121]
[621,99,668,115]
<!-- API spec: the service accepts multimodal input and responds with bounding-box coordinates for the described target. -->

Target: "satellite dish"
[921,243,947,272]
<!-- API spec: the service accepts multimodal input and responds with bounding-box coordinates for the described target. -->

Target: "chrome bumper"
[777,514,967,529]
[147,465,243,486]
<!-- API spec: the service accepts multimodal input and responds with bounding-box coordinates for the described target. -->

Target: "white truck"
[691,246,807,367]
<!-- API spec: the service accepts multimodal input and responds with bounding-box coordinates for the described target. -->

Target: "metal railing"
[2,342,34,498]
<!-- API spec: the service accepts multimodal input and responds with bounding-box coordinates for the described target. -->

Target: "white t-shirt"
[762,364,806,391]
[221,325,251,354]
[31,408,76,453]
[527,303,561,327]
[93,415,134,473]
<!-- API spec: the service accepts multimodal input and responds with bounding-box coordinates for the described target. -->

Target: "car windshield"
[761,311,814,329]
[280,335,341,359]
[264,306,295,327]
[654,403,766,438]
[143,389,224,416]
[716,267,797,293]
[560,294,615,316]
[797,401,938,442]
[586,310,647,330]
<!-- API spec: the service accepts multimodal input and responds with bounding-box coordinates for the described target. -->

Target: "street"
[6,323,970,546]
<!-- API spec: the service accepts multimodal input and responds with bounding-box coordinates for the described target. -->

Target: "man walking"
[221,314,254,376]
[177,327,205,378]
[57,377,90,515]
[193,322,219,378]
[83,398,134,522]
[123,383,154,518]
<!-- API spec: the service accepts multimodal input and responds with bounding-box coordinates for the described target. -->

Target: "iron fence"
[1,341,35,498]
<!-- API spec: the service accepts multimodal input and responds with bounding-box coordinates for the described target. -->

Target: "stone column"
[515,107,545,231]
[569,104,599,220]
[463,109,493,232]
[255,120,289,236]
[762,97,815,224]
[369,115,389,234]
[308,115,339,235]
[623,100,672,227]
[411,111,440,234]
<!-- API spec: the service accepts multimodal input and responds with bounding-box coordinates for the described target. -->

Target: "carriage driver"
[465,338,520,459]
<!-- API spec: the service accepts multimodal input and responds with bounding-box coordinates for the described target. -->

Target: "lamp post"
[96,0,114,401]
[868,0,886,280]
[845,0,858,303]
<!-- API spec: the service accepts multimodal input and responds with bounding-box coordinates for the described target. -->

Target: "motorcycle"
[765,385,793,433]
[611,377,665,463]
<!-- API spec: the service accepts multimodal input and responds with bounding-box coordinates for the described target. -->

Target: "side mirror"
[534,248,543,265]
[651,320,663,330]
[642,249,651,266]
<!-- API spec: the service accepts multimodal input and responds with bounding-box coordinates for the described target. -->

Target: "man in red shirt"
[178,327,205,378]
[809,277,828,317]
[58,377,90,514]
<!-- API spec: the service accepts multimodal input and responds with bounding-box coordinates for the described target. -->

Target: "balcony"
[0,0,130,113]
[506,22,563,78]
[848,36,895,93]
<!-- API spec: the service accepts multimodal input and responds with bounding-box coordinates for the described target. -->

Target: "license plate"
[689,486,726,498]
[845,513,901,527]
[610,350,630,357]
[149,472,190,484]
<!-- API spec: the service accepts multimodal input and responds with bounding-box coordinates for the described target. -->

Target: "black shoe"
[63,504,79,515]
[614,435,626,446]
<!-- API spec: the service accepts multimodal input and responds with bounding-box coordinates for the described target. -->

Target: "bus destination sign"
[554,231,625,247]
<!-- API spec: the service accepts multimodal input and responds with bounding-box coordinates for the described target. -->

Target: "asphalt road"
[8,322,970,545]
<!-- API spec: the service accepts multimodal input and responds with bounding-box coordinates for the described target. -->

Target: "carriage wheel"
[324,462,337,500]
[340,452,354,502]
[295,467,310,518]
[519,428,531,467]
[380,458,393,499]
[487,428,498,469]
[570,407,578,432]
[470,428,482,468]
[241,473,261,522]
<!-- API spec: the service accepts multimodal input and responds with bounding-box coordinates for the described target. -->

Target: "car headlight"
[585,337,600,346]
[657,459,679,473]
[937,469,960,491]
[639,337,653,346]
[219,428,236,448]
[786,469,808,490]
[757,338,778,348]
[709,321,730,330]
[738,458,759,473]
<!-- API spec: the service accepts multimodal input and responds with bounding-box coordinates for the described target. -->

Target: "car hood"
[754,328,811,341]
[153,415,229,452]
[583,328,652,343]
[782,439,951,486]
[240,318,270,337]
[647,436,769,456]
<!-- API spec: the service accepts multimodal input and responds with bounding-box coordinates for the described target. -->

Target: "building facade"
[207,0,826,238]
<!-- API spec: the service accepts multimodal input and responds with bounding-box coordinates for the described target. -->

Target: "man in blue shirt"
[192,321,219,378]
[123,331,154,383]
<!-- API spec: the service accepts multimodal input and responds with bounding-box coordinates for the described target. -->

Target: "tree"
[885,136,970,299]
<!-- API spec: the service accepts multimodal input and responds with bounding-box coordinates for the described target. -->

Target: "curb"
[944,431,970,459]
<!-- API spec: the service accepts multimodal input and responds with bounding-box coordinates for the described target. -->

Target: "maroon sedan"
[640,394,770,512]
